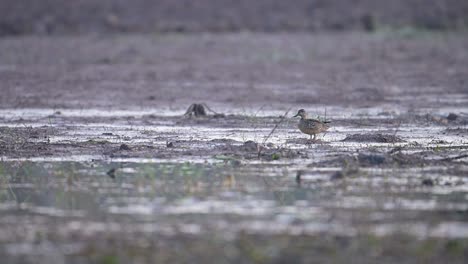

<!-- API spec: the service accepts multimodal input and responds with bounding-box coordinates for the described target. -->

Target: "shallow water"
[0,106,467,263]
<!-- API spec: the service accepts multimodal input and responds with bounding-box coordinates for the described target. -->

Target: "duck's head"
[293,109,307,118]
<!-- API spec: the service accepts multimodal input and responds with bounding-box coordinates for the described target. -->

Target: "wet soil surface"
[1,0,467,35]
[0,33,468,263]
[1,33,467,109]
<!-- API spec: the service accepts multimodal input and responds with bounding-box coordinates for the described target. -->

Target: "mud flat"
[0,104,467,263]
[0,33,468,263]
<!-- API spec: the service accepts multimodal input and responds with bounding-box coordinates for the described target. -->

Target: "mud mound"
[342,133,405,143]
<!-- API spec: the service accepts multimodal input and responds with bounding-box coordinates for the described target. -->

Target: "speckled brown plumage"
[293,109,330,141]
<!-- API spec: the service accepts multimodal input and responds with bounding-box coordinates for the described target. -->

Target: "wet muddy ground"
[1,0,468,35]
[0,33,468,263]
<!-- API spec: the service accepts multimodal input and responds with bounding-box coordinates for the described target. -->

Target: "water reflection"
[0,161,467,238]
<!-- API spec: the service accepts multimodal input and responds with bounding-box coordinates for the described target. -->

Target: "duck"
[293,109,330,141]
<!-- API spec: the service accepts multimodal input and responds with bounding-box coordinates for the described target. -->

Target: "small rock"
[242,140,260,152]
[166,141,174,148]
[422,178,434,186]
[447,113,458,121]
[331,171,345,180]
[102,132,113,136]
[119,144,131,151]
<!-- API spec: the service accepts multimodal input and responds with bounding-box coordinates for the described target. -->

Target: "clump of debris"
[183,103,225,118]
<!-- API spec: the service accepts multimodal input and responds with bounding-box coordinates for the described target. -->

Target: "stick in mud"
[257,108,291,158]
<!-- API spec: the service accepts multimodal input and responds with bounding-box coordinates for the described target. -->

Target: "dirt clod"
[242,141,260,152]
[119,144,131,150]
[447,113,458,121]
[422,178,434,186]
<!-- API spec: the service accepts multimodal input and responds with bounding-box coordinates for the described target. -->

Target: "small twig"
[253,104,267,117]
[324,107,328,122]
[392,119,402,138]
[391,119,402,147]
[262,108,291,145]
[258,108,291,158]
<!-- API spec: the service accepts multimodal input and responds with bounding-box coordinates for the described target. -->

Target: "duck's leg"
[313,134,316,141]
